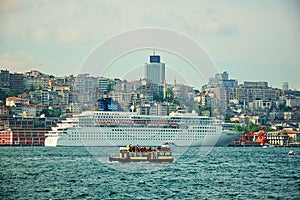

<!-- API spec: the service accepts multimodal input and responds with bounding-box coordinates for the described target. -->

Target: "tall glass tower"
[144,53,165,84]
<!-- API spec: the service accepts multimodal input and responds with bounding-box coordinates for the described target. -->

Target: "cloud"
[0,51,36,72]
[202,17,238,35]
[0,0,29,12]
[32,27,48,43]
[31,26,81,44]
[56,27,80,44]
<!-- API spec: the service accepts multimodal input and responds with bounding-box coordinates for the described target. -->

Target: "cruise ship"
[45,111,241,147]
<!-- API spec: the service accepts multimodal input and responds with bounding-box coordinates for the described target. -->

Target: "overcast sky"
[0,0,299,89]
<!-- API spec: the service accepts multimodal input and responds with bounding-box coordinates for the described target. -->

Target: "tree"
[40,108,62,117]
[233,125,244,132]
[165,88,174,102]
[0,91,17,101]
[153,92,163,102]
[106,83,113,93]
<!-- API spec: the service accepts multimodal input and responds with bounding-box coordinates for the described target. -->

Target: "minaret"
[163,79,167,100]
[173,78,177,99]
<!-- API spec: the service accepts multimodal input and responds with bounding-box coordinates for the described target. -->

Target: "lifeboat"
[147,121,158,126]
[95,121,106,126]
[159,122,169,127]
[133,121,145,126]
[107,121,118,127]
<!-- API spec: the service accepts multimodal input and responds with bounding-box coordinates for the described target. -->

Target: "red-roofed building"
[6,96,30,107]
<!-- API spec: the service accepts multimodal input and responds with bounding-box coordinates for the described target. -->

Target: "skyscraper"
[282,82,289,91]
[144,53,165,84]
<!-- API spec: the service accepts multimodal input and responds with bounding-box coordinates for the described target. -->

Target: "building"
[73,74,98,106]
[0,116,57,146]
[282,82,289,91]
[6,96,30,107]
[173,84,194,104]
[144,53,165,84]
[243,81,268,88]
[98,77,109,91]
[0,129,12,145]
[0,101,9,116]
[24,70,44,77]
[287,130,300,145]
[30,90,59,106]
[266,131,289,146]
[52,85,71,105]
[24,76,40,91]
[0,70,10,91]
[10,73,25,93]
[286,98,300,107]
[208,71,238,88]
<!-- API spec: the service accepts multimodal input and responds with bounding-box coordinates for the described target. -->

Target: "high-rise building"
[10,73,25,93]
[0,70,11,91]
[282,82,289,91]
[144,53,165,84]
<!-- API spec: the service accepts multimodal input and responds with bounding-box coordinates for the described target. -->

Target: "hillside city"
[0,54,300,146]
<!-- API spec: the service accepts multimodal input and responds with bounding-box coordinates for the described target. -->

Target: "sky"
[0,0,299,90]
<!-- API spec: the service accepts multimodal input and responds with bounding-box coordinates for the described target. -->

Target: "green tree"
[40,108,62,117]
[165,88,174,102]
[106,83,113,93]
[233,125,244,132]
[0,91,18,101]
[153,92,163,102]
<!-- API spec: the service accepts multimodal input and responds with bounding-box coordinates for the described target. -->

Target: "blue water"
[0,147,299,199]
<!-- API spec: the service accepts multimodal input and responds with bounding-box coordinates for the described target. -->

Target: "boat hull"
[45,128,241,147]
[108,156,173,163]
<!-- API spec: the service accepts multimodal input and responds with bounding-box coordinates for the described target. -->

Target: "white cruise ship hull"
[45,127,240,147]
[44,111,241,147]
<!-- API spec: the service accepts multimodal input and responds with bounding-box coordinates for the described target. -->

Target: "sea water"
[0,146,299,199]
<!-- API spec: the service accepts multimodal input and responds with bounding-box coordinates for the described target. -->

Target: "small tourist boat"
[109,143,173,163]
[288,150,295,155]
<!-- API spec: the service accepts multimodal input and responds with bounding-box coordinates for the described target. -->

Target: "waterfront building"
[0,129,12,145]
[287,130,300,145]
[0,116,57,145]
[266,131,289,146]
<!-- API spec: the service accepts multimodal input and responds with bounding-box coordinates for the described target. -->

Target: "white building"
[6,97,29,107]
[144,54,165,84]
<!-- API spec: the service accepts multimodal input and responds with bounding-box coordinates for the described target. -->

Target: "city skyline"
[0,1,299,90]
